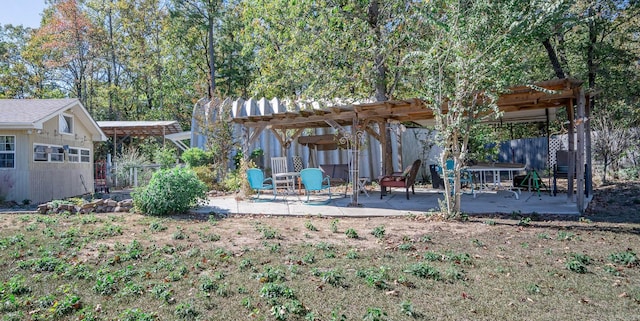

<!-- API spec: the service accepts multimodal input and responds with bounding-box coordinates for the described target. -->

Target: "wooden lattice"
[548,137,564,167]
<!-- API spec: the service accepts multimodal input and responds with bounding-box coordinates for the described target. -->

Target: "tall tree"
[404,0,561,216]
[30,0,99,107]
[215,2,254,98]
[1,25,36,98]
[170,0,223,99]
[239,0,419,101]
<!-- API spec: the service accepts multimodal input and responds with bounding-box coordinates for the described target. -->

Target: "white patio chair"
[271,157,294,193]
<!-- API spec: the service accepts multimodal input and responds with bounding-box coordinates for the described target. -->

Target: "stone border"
[37,198,134,214]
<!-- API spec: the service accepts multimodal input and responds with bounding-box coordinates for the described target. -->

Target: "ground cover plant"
[0,182,639,320]
[0,215,638,320]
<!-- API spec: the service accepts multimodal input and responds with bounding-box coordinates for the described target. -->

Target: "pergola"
[231,78,592,213]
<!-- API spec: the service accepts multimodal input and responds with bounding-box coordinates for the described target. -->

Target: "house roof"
[97,121,182,138]
[0,99,107,141]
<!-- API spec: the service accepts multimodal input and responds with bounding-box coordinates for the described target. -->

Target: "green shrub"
[221,170,243,192]
[154,147,177,169]
[132,167,208,216]
[181,148,212,167]
[191,165,216,190]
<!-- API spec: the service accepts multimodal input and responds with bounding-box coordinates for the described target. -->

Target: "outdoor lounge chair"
[299,168,331,204]
[246,168,276,201]
[379,159,422,200]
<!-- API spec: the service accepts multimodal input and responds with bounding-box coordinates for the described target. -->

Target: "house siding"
[0,110,96,204]
[0,130,28,203]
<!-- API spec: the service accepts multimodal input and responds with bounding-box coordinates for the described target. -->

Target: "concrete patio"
[196,186,590,217]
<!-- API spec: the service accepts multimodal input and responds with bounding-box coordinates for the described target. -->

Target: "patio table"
[272,172,301,199]
[465,163,526,199]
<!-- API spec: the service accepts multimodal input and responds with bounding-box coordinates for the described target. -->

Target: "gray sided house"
[0,99,107,204]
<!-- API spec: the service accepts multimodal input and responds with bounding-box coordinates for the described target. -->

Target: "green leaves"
[132,167,208,216]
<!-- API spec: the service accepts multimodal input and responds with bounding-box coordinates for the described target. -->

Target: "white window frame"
[0,135,16,169]
[33,144,65,162]
[67,148,90,163]
[80,149,91,163]
[34,144,48,162]
[59,114,74,135]
[68,148,80,162]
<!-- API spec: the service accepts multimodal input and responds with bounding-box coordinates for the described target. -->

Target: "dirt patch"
[584,181,640,223]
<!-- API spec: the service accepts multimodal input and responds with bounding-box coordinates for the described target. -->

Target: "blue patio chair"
[438,159,473,195]
[246,168,276,201]
[300,168,331,204]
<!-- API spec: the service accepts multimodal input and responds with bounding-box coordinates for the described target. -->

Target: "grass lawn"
[0,182,639,320]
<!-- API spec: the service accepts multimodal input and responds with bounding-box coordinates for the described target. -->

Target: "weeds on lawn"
[363,307,388,321]
[609,250,638,267]
[371,225,385,239]
[557,230,576,241]
[565,253,592,274]
[255,222,282,240]
[517,217,532,227]
[1,211,640,320]
[304,221,318,231]
[405,262,441,280]
[330,219,339,233]
[345,228,359,239]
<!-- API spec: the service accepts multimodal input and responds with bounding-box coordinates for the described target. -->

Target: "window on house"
[50,146,64,162]
[34,144,64,162]
[0,135,15,168]
[68,148,80,162]
[80,149,91,163]
[34,144,48,162]
[60,114,73,134]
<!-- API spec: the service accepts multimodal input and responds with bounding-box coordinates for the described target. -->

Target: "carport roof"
[97,121,182,138]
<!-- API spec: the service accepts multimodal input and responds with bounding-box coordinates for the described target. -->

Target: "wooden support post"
[242,125,249,164]
[576,88,586,213]
[113,128,117,159]
[394,123,403,170]
[567,98,575,201]
[379,120,393,175]
[585,95,593,197]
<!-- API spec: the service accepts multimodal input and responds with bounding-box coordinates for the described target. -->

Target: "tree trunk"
[367,0,388,102]
[208,14,216,98]
[587,6,597,90]
[542,38,565,79]
[108,1,116,117]
[602,154,608,184]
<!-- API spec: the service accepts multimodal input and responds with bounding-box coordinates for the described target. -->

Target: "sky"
[0,0,47,28]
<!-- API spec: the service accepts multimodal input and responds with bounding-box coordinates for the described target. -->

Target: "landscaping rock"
[37,203,50,214]
[37,197,134,214]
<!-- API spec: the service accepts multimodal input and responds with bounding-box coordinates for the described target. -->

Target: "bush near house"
[132,167,207,216]
[181,148,212,167]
